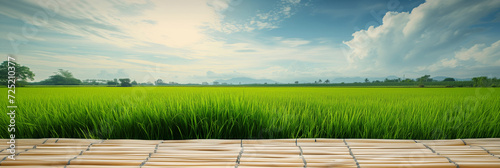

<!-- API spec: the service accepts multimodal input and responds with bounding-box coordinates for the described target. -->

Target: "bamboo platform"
[0,138,499,168]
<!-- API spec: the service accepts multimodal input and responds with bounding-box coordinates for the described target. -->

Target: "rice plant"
[1,87,499,140]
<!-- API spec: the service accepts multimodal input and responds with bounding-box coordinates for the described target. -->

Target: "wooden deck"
[0,138,499,168]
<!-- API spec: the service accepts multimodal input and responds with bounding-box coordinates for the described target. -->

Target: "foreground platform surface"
[0,138,499,168]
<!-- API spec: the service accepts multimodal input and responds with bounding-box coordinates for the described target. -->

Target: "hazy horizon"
[1,0,499,83]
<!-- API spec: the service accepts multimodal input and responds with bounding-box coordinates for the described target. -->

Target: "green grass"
[1,87,499,140]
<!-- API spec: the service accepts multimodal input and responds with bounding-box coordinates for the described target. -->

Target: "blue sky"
[1,0,499,83]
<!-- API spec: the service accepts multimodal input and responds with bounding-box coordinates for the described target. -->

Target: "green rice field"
[2,87,499,140]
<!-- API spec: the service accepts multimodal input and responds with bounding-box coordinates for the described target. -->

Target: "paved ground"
[0,138,499,168]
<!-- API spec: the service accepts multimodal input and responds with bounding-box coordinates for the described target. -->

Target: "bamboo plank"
[0,138,499,167]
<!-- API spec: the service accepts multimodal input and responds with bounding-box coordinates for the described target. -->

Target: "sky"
[0,0,499,83]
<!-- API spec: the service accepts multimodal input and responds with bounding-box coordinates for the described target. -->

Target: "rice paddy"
[1,87,499,140]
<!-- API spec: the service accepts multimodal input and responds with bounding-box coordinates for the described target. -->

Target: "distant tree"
[59,69,73,78]
[402,78,415,82]
[364,78,369,83]
[89,80,98,85]
[384,78,399,83]
[418,75,432,82]
[139,82,153,85]
[443,78,455,82]
[324,79,330,84]
[131,80,138,85]
[472,76,488,87]
[155,79,164,85]
[318,79,322,83]
[40,69,81,85]
[107,81,118,86]
[119,78,132,87]
[0,60,35,86]
[416,75,431,87]
[294,81,299,84]
[491,77,499,87]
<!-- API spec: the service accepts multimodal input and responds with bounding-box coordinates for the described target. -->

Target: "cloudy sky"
[1,0,499,83]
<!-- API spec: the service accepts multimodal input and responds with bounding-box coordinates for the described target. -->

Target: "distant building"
[213,81,219,85]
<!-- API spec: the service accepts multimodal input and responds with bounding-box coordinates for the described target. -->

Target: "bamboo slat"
[0,138,498,167]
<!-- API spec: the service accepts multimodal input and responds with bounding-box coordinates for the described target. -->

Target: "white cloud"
[1,0,304,54]
[281,38,310,47]
[21,53,140,69]
[454,40,500,66]
[15,53,145,81]
[5,0,498,83]
[343,0,500,74]
[424,58,458,72]
[288,0,301,5]
[221,0,303,32]
[208,0,231,12]
[441,58,458,68]
[97,69,129,79]
[1,0,229,48]
[122,59,171,68]
[421,39,500,73]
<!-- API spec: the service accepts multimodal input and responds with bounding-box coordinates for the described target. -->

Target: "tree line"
[294,75,498,87]
[1,61,498,87]
[0,61,135,87]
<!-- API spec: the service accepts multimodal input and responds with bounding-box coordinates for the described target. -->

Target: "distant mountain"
[215,77,277,84]
[433,76,453,81]
[330,77,365,83]
[433,76,471,81]
[456,78,472,81]
[385,75,400,79]
[328,75,473,83]
[329,76,403,83]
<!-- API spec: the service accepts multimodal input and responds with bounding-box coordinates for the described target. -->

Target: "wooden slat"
[0,138,498,167]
